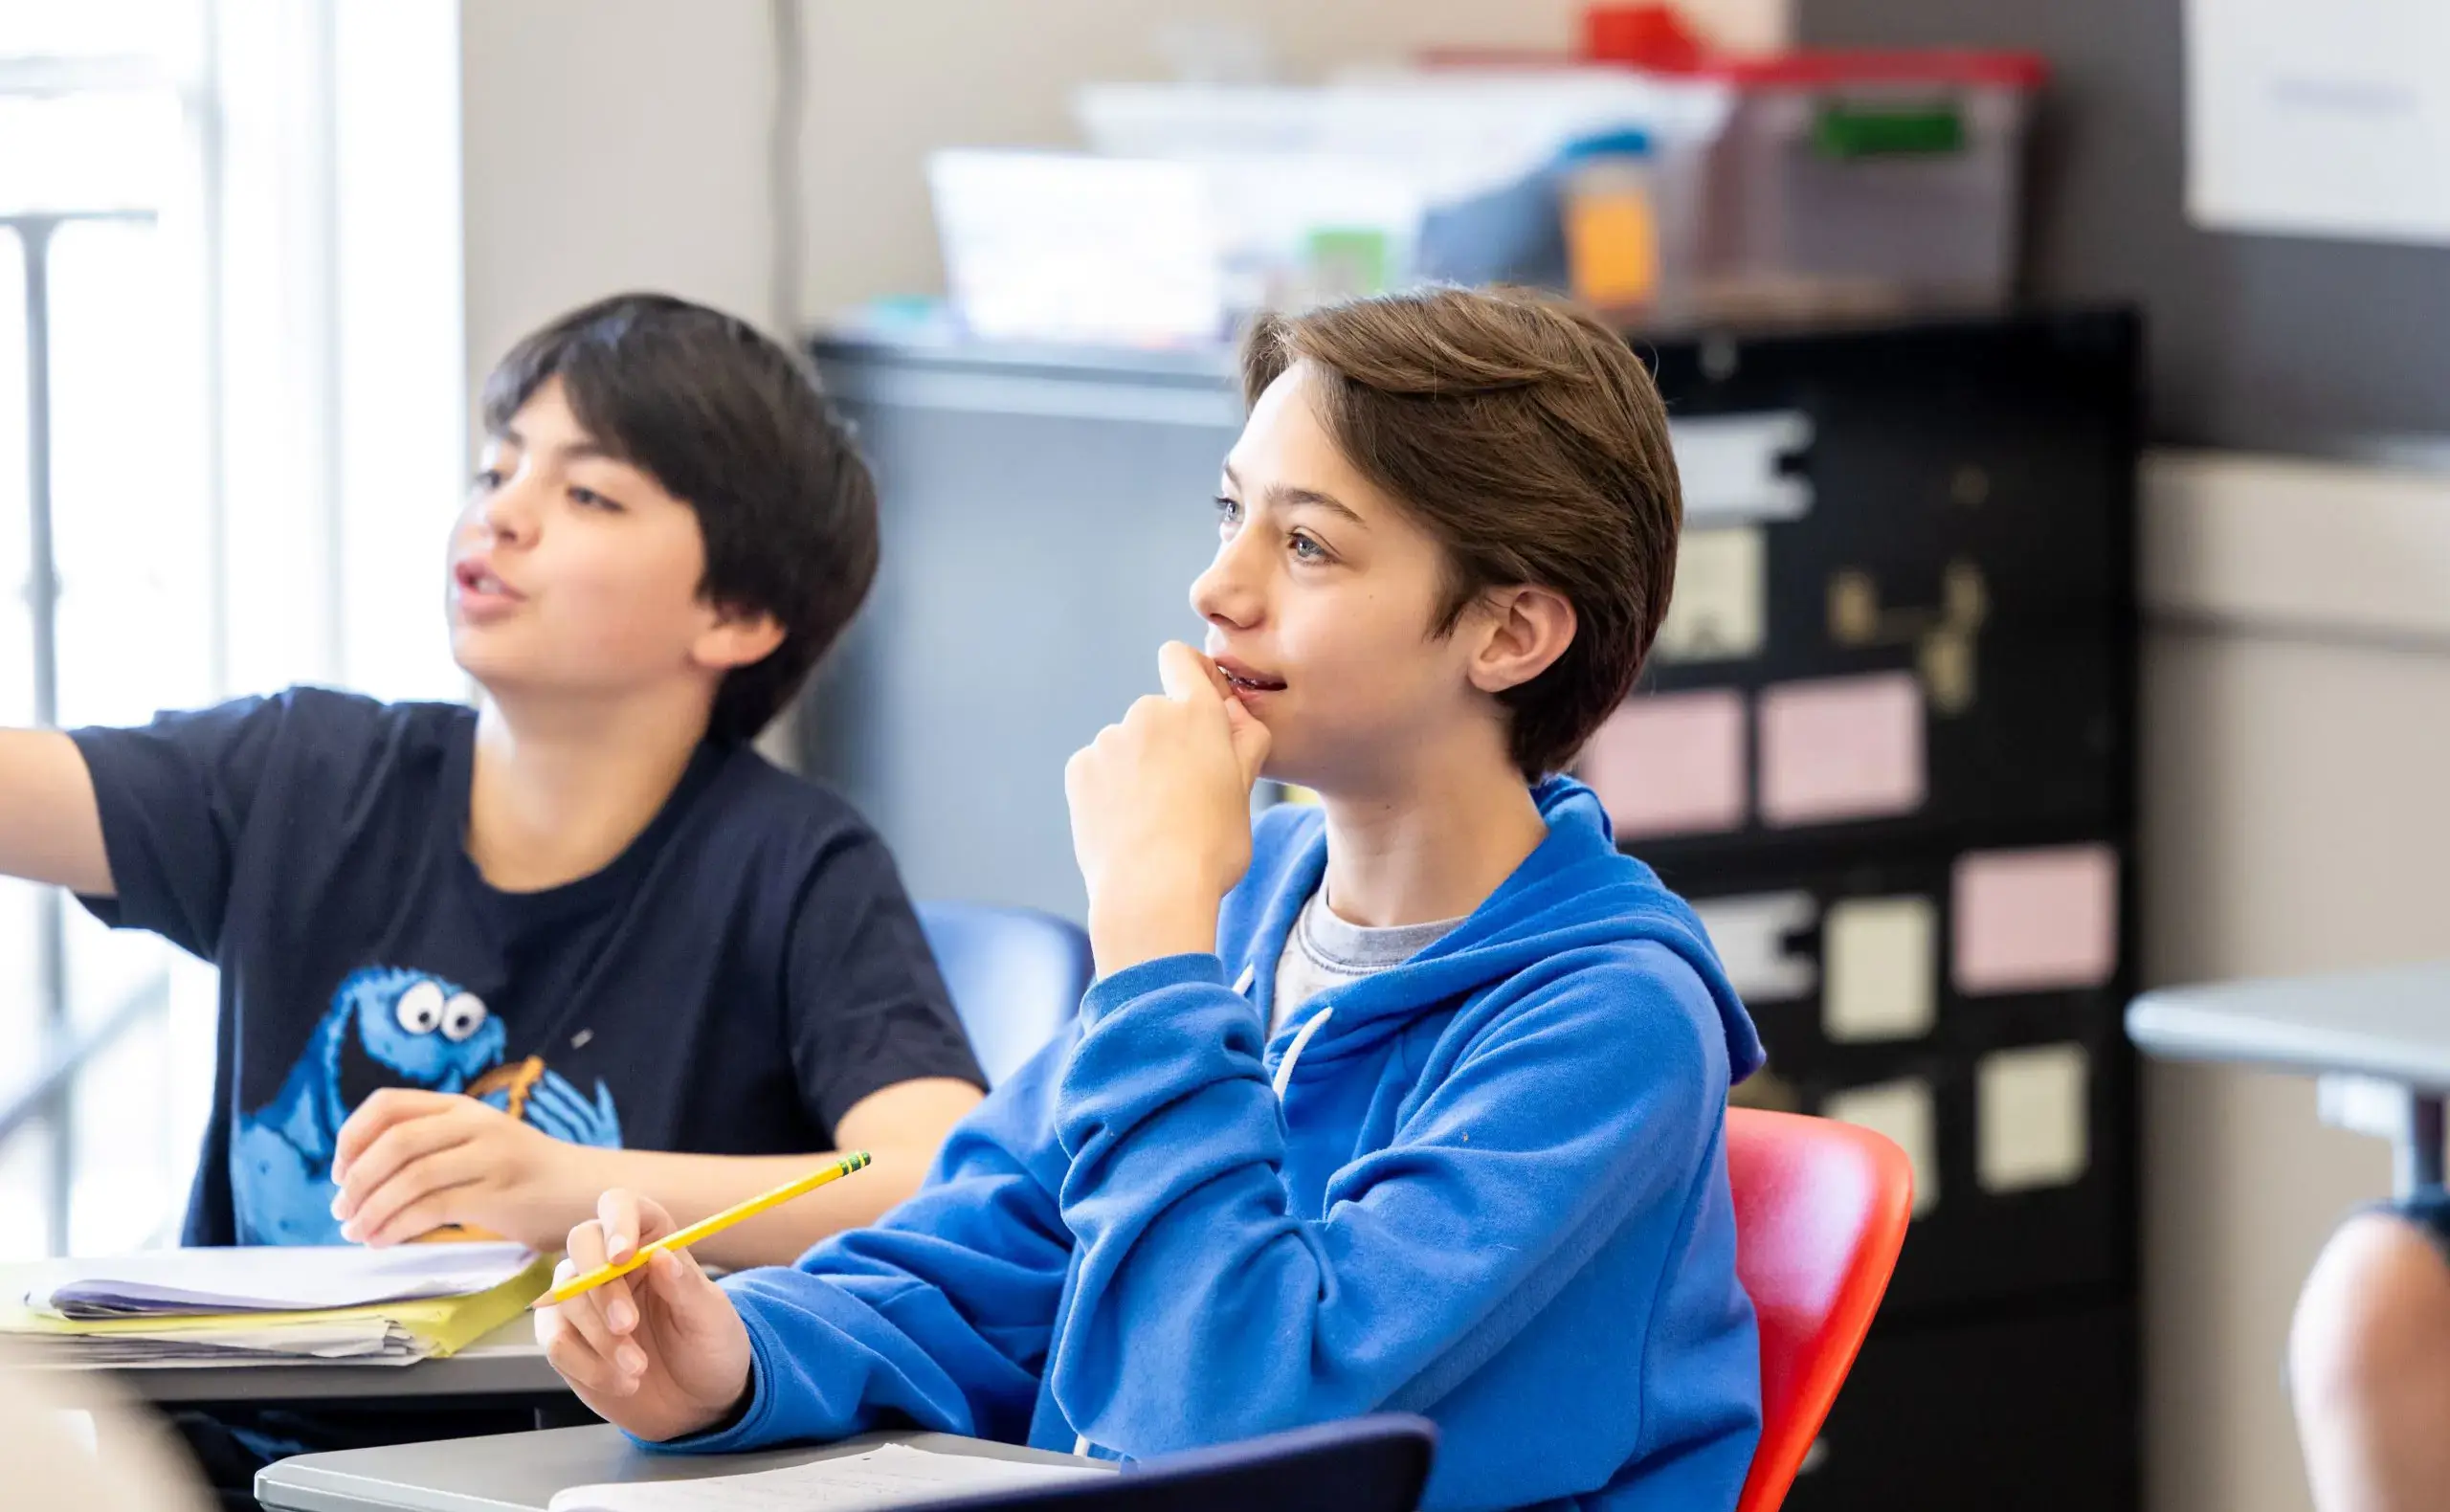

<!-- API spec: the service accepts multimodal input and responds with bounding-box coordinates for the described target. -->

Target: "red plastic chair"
[1726,1108,1915,1512]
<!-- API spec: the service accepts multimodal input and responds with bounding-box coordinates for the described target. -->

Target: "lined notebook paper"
[31,1243,536,1319]
[548,1444,1109,1512]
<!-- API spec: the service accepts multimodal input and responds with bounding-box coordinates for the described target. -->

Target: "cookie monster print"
[232,967,622,1244]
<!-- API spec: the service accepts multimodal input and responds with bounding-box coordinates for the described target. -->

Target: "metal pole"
[2401,1095,2446,1198]
[19,216,69,1255]
[22,221,55,727]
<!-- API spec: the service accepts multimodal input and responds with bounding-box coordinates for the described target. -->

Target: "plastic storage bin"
[1699,52,2044,314]
[1579,4,2044,312]
[1073,73,1732,318]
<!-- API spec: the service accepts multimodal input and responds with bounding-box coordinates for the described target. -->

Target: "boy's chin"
[1256,745,1325,797]
[446,638,508,686]
[447,639,548,701]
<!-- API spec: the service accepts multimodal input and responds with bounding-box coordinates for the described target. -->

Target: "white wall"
[332,2,467,703]
[2137,453,2450,1512]
[457,0,779,392]
[791,0,1789,317]
[456,0,787,750]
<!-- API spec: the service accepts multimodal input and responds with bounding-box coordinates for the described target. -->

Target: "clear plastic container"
[1075,73,1731,314]
[1557,125,1713,319]
[1576,6,2046,313]
[1698,52,2044,315]
[1063,43,2041,321]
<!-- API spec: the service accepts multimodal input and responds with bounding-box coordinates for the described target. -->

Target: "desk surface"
[15,1313,568,1408]
[2127,960,2450,1089]
[256,1424,1110,1512]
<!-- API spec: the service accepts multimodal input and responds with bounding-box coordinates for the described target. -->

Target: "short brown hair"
[1239,286,1682,777]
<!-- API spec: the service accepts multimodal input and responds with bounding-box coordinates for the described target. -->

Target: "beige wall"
[2138,453,2450,1512]
[457,0,778,389]
[791,0,1789,317]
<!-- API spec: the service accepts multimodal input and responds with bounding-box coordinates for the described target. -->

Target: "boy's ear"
[1466,585,1576,697]
[692,605,787,672]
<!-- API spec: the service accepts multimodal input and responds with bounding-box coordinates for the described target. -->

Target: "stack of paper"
[0,1243,551,1367]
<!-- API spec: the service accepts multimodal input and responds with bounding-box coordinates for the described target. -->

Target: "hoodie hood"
[1223,774,1765,1085]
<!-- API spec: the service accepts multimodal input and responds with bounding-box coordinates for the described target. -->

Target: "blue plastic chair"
[898,1414,1438,1512]
[917,901,1093,1088]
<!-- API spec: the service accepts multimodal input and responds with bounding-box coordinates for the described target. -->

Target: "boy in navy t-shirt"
[0,292,984,1262]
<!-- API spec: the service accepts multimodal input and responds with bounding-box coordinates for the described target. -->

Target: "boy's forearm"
[549,1075,982,1269]
[0,730,112,896]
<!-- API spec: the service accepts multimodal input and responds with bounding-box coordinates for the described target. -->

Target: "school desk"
[2129,959,2450,1194]
[16,1312,571,1413]
[254,1423,1111,1512]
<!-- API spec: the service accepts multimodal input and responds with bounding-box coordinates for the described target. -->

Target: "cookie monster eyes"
[395,981,445,1034]
[392,980,489,1042]
[440,992,489,1043]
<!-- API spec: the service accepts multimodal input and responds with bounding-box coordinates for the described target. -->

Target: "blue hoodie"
[673,776,1767,1511]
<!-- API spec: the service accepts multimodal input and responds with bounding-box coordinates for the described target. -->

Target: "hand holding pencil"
[535,1155,873,1443]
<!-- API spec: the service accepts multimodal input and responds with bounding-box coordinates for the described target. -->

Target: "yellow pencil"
[529,1151,873,1310]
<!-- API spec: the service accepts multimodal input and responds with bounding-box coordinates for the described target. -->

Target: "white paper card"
[1656,526,1767,663]
[1823,1078,1938,1217]
[548,1444,1110,1512]
[2186,0,2450,244]
[1692,891,1817,1004]
[1977,1043,2090,1193]
[1822,897,1936,1043]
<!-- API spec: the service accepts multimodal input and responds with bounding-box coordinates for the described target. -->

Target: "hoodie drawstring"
[1272,1005,1334,1100]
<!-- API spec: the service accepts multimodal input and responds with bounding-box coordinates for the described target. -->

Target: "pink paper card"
[1579,690,1748,838]
[1952,843,2120,995]
[1756,672,1926,826]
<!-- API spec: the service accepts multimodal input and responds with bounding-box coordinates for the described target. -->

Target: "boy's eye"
[568,485,624,513]
[1214,495,1241,527]
[470,467,505,491]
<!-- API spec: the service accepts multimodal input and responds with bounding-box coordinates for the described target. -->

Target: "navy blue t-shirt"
[72,688,983,1247]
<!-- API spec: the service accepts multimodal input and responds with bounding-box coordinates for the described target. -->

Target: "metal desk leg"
[2400,1094,2445,1197]
[2319,1077,2447,1197]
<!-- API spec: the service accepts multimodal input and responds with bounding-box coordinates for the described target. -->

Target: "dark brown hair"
[483,293,879,743]
[1239,285,1682,777]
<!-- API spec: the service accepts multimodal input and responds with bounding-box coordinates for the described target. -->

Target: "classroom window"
[0,3,211,1258]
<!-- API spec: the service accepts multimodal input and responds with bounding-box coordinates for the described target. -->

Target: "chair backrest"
[901,1414,1437,1512]
[1726,1108,1914,1512]
[917,901,1094,1088]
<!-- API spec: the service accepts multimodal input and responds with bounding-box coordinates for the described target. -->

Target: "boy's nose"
[1190,549,1262,630]
[479,481,541,544]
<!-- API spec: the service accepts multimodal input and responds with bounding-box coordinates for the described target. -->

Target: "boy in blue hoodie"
[540,286,1767,1511]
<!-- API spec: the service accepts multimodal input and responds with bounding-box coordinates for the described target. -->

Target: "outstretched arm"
[0,730,110,896]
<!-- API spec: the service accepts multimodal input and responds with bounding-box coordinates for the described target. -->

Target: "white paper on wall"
[2186,0,2450,245]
